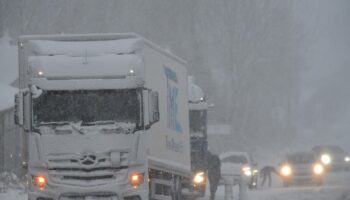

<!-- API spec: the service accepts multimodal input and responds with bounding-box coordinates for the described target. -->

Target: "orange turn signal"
[33,175,47,188]
[129,172,144,188]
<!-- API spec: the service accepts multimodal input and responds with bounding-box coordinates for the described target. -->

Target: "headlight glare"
[193,171,206,185]
[321,154,331,165]
[345,157,350,162]
[241,166,252,176]
[280,165,292,177]
[313,163,324,175]
[33,174,47,188]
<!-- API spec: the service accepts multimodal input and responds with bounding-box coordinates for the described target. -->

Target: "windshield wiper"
[36,121,70,127]
[70,123,85,135]
[81,120,116,126]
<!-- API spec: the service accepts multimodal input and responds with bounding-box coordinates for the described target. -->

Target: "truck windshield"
[33,89,140,126]
[189,110,207,137]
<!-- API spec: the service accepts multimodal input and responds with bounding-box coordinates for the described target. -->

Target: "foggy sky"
[296,0,350,151]
[1,0,350,155]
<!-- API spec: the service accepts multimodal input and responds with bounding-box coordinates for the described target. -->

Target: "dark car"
[279,152,325,187]
[312,145,349,171]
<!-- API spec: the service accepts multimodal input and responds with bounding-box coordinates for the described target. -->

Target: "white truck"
[182,76,209,197]
[15,33,191,200]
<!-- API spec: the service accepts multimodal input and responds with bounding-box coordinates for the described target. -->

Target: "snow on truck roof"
[29,54,142,79]
[20,33,187,66]
[28,38,144,56]
[28,37,144,84]
[188,76,208,110]
[188,76,204,103]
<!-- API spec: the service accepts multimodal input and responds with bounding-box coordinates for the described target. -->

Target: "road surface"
[202,171,350,200]
[1,171,350,200]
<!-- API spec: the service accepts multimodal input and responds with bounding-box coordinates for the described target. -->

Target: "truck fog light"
[129,172,144,188]
[193,171,205,185]
[33,175,47,188]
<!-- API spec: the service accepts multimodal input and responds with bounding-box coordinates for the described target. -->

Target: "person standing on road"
[260,165,278,187]
[207,151,221,200]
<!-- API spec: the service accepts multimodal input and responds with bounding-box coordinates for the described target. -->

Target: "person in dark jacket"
[260,165,278,187]
[207,151,221,200]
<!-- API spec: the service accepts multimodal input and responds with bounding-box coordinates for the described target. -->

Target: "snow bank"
[0,33,18,85]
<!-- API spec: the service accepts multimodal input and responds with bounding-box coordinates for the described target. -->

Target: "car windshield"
[222,155,248,164]
[312,146,345,154]
[189,110,207,137]
[287,154,315,164]
[33,89,140,126]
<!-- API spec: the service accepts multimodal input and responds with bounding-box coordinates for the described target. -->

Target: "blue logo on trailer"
[164,66,182,133]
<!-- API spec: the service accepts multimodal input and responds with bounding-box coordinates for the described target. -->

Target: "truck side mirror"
[149,91,159,124]
[14,92,24,126]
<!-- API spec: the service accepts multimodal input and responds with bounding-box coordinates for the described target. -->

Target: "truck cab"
[15,33,191,200]
[183,76,209,197]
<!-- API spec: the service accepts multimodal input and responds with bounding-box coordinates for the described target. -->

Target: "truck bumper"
[28,183,148,200]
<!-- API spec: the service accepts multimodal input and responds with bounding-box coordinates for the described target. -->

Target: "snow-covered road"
[1,171,350,200]
[211,171,350,200]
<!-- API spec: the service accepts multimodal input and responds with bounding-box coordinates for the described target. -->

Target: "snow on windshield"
[33,89,140,125]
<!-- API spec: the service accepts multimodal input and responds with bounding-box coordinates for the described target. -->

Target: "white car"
[219,151,255,186]
[279,152,325,187]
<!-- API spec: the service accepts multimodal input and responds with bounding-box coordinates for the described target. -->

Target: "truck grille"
[47,152,129,186]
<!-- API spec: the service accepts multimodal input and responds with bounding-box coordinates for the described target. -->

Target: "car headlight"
[345,157,350,162]
[241,166,252,177]
[321,154,331,165]
[313,163,324,175]
[193,171,206,185]
[280,165,292,177]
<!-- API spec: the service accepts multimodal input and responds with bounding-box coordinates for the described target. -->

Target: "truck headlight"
[193,171,205,185]
[280,165,292,177]
[321,154,331,165]
[241,166,252,177]
[313,163,324,175]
